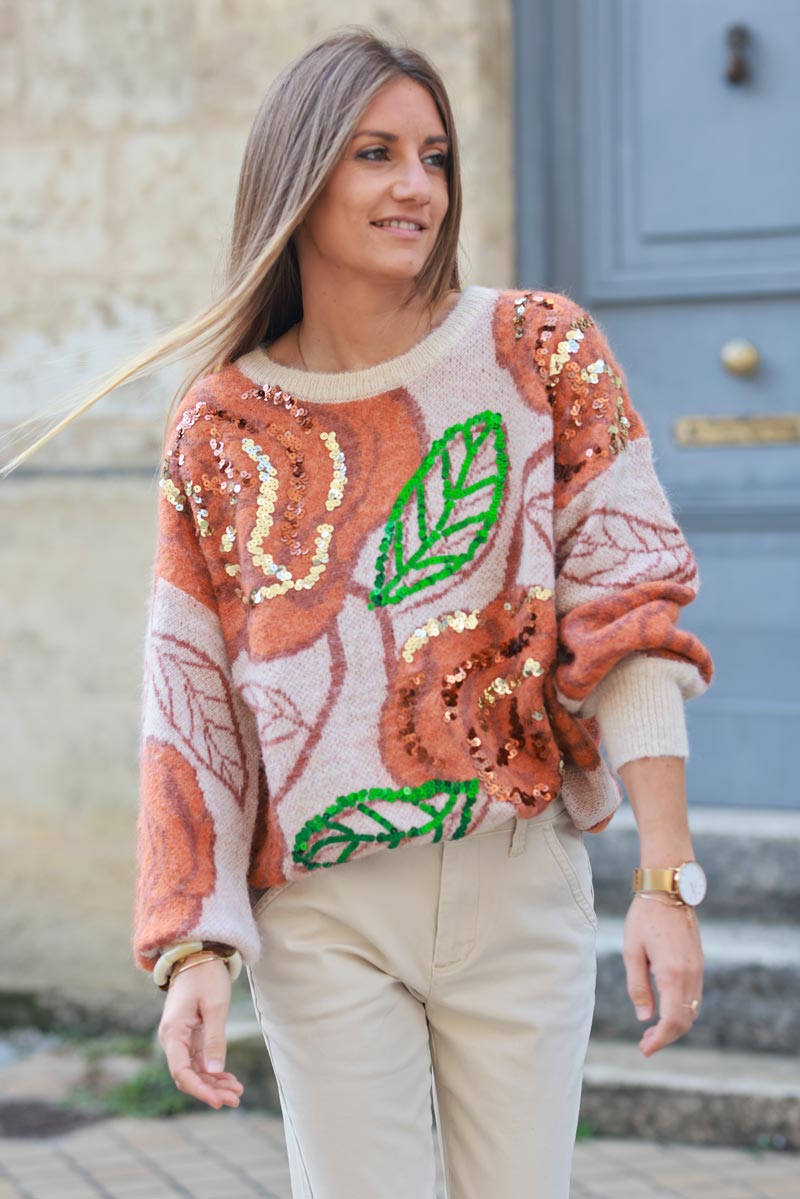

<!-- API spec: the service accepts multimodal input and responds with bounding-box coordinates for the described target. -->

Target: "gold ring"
[682,999,700,1015]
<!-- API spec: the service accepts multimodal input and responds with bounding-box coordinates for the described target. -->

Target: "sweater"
[132,285,713,974]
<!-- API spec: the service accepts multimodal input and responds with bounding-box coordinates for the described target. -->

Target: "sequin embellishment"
[513,291,632,462]
[160,464,211,537]
[241,435,337,604]
[293,779,480,870]
[159,401,262,538]
[370,410,508,608]
[401,609,483,663]
[241,385,313,431]
[431,584,559,807]
[320,430,347,511]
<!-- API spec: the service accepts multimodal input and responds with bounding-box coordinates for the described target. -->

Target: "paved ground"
[0,1109,796,1199]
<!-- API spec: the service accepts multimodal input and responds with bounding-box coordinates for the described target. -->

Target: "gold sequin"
[159,472,185,512]
[237,427,342,605]
[401,609,482,663]
[320,430,348,512]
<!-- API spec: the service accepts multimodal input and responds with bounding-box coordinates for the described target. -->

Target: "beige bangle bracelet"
[168,952,224,988]
[153,941,205,989]
[167,949,243,990]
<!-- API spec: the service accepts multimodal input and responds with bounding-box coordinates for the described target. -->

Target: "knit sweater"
[132,285,713,975]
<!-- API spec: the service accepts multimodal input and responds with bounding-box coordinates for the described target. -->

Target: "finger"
[194,1074,242,1106]
[209,1074,241,1093]
[173,1062,229,1108]
[197,1069,244,1097]
[640,977,694,1055]
[623,936,655,1021]
[201,1002,229,1075]
[189,1022,206,1069]
[162,1021,224,1108]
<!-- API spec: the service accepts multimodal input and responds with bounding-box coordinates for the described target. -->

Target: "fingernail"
[207,1059,223,1073]
[635,1006,650,1019]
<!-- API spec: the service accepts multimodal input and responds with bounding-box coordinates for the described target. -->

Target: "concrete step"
[592,914,800,1054]
[581,1037,800,1151]
[585,802,800,921]
[223,1003,800,1151]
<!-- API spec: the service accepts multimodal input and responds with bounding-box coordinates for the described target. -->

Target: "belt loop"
[509,815,528,857]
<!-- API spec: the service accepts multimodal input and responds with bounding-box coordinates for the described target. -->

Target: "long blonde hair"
[0,25,463,480]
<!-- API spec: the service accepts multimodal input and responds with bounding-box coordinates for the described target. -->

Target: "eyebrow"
[352,129,450,146]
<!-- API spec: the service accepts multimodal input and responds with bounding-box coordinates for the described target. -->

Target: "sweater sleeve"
[547,297,713,772]
[132,426,263,976]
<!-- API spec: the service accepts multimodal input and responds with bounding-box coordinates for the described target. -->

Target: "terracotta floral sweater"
[132,285,713,975]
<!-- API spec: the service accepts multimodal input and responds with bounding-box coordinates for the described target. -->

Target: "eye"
[356,147,449,168]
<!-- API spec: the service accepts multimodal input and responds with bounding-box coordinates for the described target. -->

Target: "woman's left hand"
[622,894,705,1057]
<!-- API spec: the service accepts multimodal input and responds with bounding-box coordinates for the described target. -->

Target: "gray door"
[514,0,800,808]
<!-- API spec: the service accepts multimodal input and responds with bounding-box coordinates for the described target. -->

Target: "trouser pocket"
[543,815,598,931]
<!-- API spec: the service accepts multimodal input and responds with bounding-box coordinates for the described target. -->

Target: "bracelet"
[153,941,205,989]
[153,941,243,991]
[632,891,696,925]
[168,951,226,988]
[633,891,685,907]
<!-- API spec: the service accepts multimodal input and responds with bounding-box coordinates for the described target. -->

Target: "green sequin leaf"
[369,411,508,607]
[293,779,480,870]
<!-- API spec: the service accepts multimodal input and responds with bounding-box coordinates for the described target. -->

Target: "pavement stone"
[0,1110,796,1198]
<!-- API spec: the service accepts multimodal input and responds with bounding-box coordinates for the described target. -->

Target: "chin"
[372,254,429,278]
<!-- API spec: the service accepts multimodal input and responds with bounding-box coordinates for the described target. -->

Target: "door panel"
[583,0,800,299]
[515,0,800,808]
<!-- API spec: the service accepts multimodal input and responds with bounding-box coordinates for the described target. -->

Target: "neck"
[294,270,449,373]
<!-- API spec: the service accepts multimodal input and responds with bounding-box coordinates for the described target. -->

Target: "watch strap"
[632,867,678,893]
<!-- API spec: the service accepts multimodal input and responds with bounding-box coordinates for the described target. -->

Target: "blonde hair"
[0,25,462,480]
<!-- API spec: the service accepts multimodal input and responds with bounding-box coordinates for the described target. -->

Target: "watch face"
[677,861,707,905]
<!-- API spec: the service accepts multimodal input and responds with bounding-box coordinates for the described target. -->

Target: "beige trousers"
[246,794,598,1199]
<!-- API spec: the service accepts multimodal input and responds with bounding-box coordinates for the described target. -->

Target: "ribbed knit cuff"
[581,655,693,773]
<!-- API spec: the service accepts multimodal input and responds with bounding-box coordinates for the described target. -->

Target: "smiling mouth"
[371,219,426,231]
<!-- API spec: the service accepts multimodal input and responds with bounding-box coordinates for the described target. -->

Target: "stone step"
[222,1004,800,1150]
[585,802,800,921]
[581,1037,800,1151]
[592,914,799,1054]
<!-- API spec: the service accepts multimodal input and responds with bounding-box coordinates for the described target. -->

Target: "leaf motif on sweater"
[148,632,250,809]
[240,680,313,748]
[557,508,698,589]
[293,778,480,870]
[369,411,508,608]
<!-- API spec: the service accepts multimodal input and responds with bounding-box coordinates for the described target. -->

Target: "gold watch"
[632,862,707,907]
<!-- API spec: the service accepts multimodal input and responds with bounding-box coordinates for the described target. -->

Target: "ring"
[682,999,700,1015]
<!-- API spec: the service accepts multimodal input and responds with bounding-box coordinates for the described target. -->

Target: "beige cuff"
[579,654,706,773]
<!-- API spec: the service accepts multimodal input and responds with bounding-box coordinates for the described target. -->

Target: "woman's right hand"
[157,955,244,1109]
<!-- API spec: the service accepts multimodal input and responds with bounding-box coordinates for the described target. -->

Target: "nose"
[390,152,433,205]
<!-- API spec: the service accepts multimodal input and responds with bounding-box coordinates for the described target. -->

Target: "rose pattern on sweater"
[134,740,217,961]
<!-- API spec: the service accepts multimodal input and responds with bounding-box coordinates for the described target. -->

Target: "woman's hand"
[157,956,244,1109]
[623,894,704,1057]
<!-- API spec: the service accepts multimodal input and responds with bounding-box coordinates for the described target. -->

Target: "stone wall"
[0,0,514,1024]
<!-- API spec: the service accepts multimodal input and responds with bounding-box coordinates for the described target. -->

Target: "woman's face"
[295,76,450,286]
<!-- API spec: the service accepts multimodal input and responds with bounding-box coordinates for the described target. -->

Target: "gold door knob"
[720,339,760,375]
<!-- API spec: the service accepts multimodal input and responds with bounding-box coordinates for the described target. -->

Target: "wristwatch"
[632,862,707,907]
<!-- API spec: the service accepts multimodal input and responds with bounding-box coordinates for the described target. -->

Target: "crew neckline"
[233,284,497,403]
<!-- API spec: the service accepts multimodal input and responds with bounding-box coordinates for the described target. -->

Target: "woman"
[3,26,712,1199]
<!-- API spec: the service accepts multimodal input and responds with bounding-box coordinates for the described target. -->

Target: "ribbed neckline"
[233,284,497,403]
